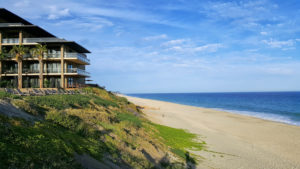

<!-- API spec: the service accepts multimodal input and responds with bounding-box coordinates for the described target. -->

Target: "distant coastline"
[127,91,300,126]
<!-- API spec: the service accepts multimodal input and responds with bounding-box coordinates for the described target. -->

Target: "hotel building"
[0,8,90,89]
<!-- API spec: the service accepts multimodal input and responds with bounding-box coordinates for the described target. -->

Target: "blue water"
[127,92,300,126]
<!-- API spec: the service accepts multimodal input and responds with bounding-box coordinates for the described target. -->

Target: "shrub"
[0,115,82,169]
[0,91,21,100]
[12,99,41,116]
[25,94,118,111]
[117,113,142,128]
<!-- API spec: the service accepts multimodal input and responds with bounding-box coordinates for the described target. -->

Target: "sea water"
[128,92,300,126]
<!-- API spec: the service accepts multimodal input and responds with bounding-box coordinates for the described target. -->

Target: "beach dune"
[123,95,300,169]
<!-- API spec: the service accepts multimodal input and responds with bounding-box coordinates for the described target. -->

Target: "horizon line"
[125,90,300,95]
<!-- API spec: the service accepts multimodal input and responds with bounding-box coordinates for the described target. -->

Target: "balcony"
[22,68,39,74]
[2,38,19,44]
[22,38,68,44]
[66,68,90,76]
[0,23,24,27]
[44,68,61,74]
[44,53,61,59]
[65,53,90,64]
[1,53,13,59]
[2,68,18,74]
[23,53,37,59]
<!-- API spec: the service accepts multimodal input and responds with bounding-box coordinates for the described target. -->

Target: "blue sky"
[2,0,300,93]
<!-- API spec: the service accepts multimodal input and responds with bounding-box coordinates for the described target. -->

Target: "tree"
[0,47,7,60]
[30,44,47,88]
[0,51,5,60]
[9,45,28,88]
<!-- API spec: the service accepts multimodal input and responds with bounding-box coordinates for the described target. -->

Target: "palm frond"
[9,45,29,61]
[31,44,47,60]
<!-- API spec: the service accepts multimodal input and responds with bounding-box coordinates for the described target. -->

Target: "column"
[39,61,43,88]
[19,31,23,45]
[60,45,65,88]
[64,61,68,88]
[0,61,2,78]
[18,61,22,88]
[18,31,23,88]
[0,31,2,49]
[0,32,2,76]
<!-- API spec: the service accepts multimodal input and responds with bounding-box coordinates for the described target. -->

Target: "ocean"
[127,92,300,126]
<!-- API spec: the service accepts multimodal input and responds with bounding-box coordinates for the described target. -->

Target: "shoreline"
[122,94,300,169]
[211,108,300,126]
[126,94,300,127]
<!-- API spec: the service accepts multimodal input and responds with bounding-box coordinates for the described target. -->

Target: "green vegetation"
[0,87,205,168]
[9,45,28,61]
[0,91,21,100]
[117,113,143,128]
[151,123,205,161]
[24,94,118,111]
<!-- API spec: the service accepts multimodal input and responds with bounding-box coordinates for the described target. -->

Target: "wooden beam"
[0,32,2,77]
[0,61,2,78]
[0,32,2,50]
[19,31,22,45]
[18,61,22,88]
[39,61,43,88]
[60,45,65,88]
[18,31,23,88]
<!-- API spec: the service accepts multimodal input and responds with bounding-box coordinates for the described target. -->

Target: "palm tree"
[9,45,28,88]
[0,47,8,60]
[0,51,5,60]
[31,44,47,88]
[0,50,4,80]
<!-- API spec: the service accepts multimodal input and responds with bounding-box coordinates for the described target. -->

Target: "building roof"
[0,25,55,37]
[0,8,32,25]
[0,8,90,53]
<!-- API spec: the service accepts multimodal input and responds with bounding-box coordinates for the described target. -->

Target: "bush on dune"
[0,87,205,169]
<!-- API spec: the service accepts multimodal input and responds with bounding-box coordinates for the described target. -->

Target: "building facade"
[0,8,90,89]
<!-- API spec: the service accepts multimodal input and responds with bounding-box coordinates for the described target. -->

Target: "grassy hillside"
[0,87,205,169]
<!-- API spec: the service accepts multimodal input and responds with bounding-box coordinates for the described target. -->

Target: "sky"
[1,0,300,93]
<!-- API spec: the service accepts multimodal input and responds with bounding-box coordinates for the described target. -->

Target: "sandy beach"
[123,95,300,169]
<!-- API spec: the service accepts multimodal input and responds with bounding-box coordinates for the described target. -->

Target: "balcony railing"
[66,68,90,76]
[2,38,66,44]
[22,38,68,43]
[22,68,39,74]
[23,54,37,59]
[44,68,61,73]
[2,53,13,59]
[2,38,19,44]
[44,53,61,59]
[65,53,90,64]
[2,68,18,74]
[0,23,24,27]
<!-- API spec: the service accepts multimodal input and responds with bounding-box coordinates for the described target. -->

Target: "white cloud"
[55,16,113,31]
[166,43,223,53]
[13,0,30,7]
[161,39,187,47]
[143,34,168,41]
[200,0,281,31]
[194,43,223,52]
[47,6,70,20]
[168,46,183,52]
[262,39,294,48]
[7,0,186,28]
[260,31,268,35]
